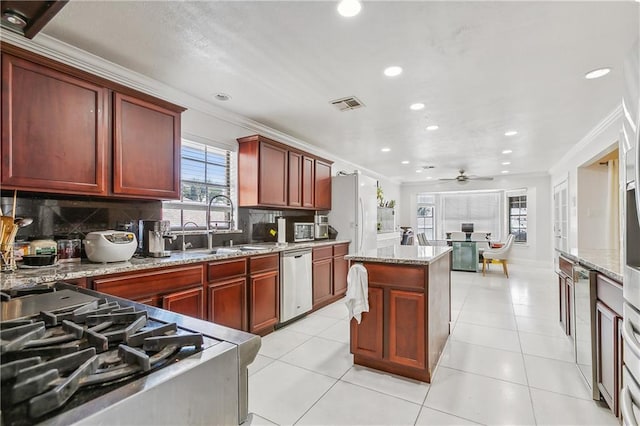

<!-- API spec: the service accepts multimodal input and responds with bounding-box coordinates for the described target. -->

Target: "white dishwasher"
[280,248,313,323]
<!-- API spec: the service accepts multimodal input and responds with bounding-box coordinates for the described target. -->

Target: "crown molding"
[2,30,387,180]
[548,104,623,176]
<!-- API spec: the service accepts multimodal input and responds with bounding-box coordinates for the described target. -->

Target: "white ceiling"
[41,1,639,182]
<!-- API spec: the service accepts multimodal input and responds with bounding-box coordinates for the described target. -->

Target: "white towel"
[345,263,369,324]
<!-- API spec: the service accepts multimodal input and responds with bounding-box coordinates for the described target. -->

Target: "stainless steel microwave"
[291,222,314,242]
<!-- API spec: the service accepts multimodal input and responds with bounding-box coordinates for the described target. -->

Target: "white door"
[554,180,569,252]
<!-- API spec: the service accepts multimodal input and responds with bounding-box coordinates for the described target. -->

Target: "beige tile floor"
[244,264,617,425]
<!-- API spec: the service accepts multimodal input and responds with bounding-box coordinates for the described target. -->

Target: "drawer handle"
[623,318,640,359]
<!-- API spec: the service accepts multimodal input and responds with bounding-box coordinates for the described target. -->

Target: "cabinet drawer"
[597,274,623,316]
[92,265,204,300]
[365,263,425,289]
[333,243,349,257]
[250,253,279,274]
[313,246,333,261]
[208,258,247,282]
[559,256,573,277]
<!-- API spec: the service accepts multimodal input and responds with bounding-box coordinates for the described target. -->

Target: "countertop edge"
[555,248,623,283]
[2,240,351,289]
[346,247,452,266]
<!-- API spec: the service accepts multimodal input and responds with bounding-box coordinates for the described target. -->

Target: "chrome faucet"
[206,194,235,250]
[181,221,199,251]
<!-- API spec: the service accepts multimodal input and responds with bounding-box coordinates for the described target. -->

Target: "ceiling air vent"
[330,96,365,111]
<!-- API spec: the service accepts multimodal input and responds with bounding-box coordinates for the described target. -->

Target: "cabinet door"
[113,92,181,199]
[207,277,247,331]
[596,301,621,413]
[312,258,333,308]
[333,255,348,297]
[162,287,204,319]
[302,156,315,208]
[559,274,567,334]
[259,141,288,206]
[249,270,279,334]
[351,286,383,359]
[389,289,426,369]
[288,151,302,207]
[314,160,332,210]
[1,54,108,195]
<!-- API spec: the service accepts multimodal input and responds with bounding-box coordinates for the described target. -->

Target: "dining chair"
[417,232,430,246]
[470,232,490,251]
[482,234,515,278]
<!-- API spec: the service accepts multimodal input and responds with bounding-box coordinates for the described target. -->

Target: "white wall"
[577,164,610,249]
[400,173,552,266]
[549,108,622,253]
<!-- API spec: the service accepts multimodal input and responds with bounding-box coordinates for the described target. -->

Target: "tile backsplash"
[0,192,161,242]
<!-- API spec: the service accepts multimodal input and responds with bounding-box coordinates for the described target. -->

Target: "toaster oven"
[289,222,314,242]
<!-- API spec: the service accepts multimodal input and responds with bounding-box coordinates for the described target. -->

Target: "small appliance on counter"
[400,227,415,245]
[141,220,176,257]
[314,214,329,240]
[286,221,314,242]
[84,230,137,263]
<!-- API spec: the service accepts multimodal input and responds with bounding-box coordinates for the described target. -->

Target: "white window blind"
[163,140,236,230]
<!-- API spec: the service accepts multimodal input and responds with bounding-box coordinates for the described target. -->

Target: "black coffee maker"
[400,227,414,245]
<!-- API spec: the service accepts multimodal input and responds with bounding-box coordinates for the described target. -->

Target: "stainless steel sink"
[212,246,266,254]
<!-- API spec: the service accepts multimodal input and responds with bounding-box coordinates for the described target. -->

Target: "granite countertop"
[1,240,350,290]
[346,245,452,266]
[556,248,623,283]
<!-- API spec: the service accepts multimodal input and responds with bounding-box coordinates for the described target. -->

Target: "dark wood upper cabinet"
[1,53,108,195]
[237,134,332,210]
[0,43,185,201]
[314,159,332,210]
[302,156,315,208]
[113,92,181,199]
[288,151,302,207]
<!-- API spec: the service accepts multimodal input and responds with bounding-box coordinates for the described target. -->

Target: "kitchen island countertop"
[346,245,452,266]
[1,240,350,290]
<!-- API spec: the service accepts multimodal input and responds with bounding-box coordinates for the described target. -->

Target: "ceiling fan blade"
[470,177,494,181]
[438,178,458,181]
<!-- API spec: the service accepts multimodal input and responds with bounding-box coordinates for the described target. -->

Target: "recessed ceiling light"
[504,130,518,136]
[502,161,511,166]
[381,147,391,152]
[384,66,402,77]
[214,93,231,101]
[585,67,611,79]
[502,149,513,154]
[3,11,27,27]
[337,0,361,17]
[401,160,410,164]
[426,176,433,180]
[501,170,510,174]
[426,125,439,131]
[415,169,422,173]
[410,103,425,111]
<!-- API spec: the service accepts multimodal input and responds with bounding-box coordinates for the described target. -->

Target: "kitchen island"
[345,245,452,383]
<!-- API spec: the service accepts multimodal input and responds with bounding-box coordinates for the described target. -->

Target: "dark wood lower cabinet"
[162,287,204,319]
[350,287,383,359]
[388,289,425,369]
[332,243,349,297]
[207,277,247,330]
[249,270,279,335]
[312,258,333,308]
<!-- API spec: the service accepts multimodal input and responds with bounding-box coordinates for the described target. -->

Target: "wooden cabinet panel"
[249,270,279,334]
[312,258,333,308]
[366,263,425,289]
[333,243,349,257]
[351,286,383,359]
[92,265,204,303]
[1,53,108,195]
[207,258,247,282]
[314,160,332,210]
[389,290,425,369]
[333,254,348,297]
[259,141,288,206]
[207,277,247,330]
[288,151,302,207]
[162,287,204,319]
[597,301,622,414]
[313,246,333,261]
[250,253,279,275]
[113,92,181,199]
[302,156,315,208]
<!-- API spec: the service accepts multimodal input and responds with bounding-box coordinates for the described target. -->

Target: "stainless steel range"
[0,283,260,425]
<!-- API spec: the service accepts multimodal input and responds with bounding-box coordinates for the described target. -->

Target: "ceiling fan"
[439,169,494,184]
